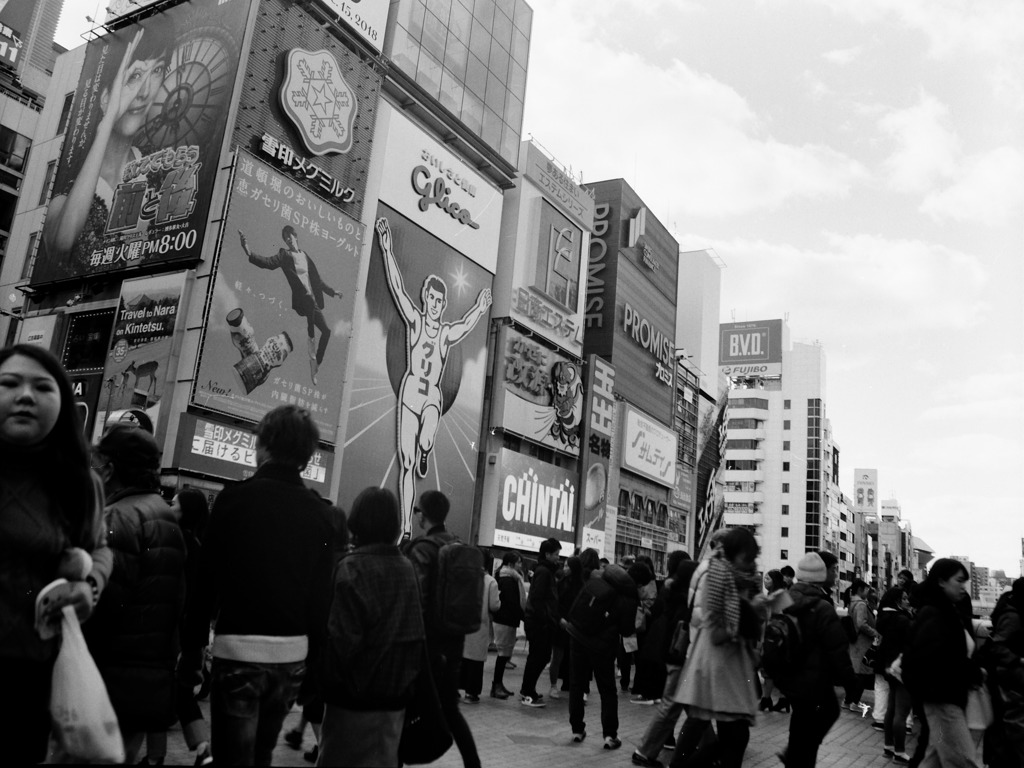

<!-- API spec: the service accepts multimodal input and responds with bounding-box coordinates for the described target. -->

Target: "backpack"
[840,614,857,644]
[419,535,485,636]
[567,576,617,636]
[761,609,804,681]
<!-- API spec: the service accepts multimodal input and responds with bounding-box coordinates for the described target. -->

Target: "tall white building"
[718,320,857,584]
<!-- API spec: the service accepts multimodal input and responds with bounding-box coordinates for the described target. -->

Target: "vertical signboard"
[578,355,615,554]
[493,449,577,553]
[95,271,188,437]
[341,203,493,538]
[192,151,363,443]
[491,325,583,455]
[33,0,250,285]
[854,468,878,515]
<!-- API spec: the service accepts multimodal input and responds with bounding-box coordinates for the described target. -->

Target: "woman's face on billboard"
[105,53,167,139]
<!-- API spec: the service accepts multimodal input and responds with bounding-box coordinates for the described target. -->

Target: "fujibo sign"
[623,302,673,385]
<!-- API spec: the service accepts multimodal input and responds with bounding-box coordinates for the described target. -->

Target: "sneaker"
[572,731,586,743]
[883,746,895,758]
[604,736,622,750]
[632,750,663,767]
[284,729,303,750]
[520,694,546,708]
[463,693,480,703]
[630,694,656,705]
[548,686,562,700]
[194,746,213,767]
[892,753,911,765]
[872,721,885,731]
[506,660,517,669]
[664,735,676,750]
[490,684,511,700]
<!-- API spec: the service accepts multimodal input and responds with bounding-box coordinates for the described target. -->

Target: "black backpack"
[414,535,485,636]
[762,609,804,681]
[567,576,617,636]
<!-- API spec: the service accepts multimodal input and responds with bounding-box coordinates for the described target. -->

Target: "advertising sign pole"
[577,354,615,556]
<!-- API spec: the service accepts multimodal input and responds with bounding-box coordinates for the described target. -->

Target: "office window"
[38,161,56,206]
[57,93,75,135]
[783,420,791,430]
[781,527,789,537]
[783,440,790,451]
[782,461,790,471]
[782,483,790,493]
[780,549,789,560]
[20,232,38,280]
[783,399,791,409]
[782,504,789,515]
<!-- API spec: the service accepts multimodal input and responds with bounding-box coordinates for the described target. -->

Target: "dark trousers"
[785,693,841,768]
[0,658,52,764]
[671,717,748,768]
[568,638,619,738]
[520,621,553,698]
[883,678,913,754]
[210,658,305,766]
[432,636,480,768]
[460,658,484,697]
[909,699,929,767]
[633,656,667,700]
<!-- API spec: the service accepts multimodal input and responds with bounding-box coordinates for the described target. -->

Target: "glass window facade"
[386,0,532,166]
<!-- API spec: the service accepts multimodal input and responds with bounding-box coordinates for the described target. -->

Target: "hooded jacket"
[776,581,858,700]
[564,564,638,655]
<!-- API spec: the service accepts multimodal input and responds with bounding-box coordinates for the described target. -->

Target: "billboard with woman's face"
[31,0,251,285]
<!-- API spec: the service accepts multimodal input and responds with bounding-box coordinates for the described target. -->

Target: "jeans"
[637,664,685,758]
[920,702,982,768]
[569,638,619,738]
[785,693,841,768]
[884,679,913,753]
[520,621,553,698]
[210,658,305,766]
[432,636,481,768]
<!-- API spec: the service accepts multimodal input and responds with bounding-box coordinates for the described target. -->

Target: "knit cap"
[795,552,827,584]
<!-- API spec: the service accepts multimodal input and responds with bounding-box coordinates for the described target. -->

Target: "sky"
[55,1,1024,576]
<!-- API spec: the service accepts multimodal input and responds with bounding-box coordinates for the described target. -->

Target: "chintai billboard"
[492,449,577,553]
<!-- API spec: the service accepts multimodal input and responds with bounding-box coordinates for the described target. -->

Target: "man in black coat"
[777,551,860,768]
[519,537,563,708]
[188,405,335,766]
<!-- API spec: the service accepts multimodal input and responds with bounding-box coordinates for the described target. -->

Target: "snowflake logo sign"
[279,48,359,156]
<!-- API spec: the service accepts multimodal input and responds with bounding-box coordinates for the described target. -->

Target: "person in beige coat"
[461,562,500,702]
[844,579,880,711]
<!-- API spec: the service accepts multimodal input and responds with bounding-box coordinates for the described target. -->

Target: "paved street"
[160,647,900,766]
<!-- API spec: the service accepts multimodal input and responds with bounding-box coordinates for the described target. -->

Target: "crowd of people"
[1,342,1023,767]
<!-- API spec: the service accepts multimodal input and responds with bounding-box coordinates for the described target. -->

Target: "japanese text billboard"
[32,0,250,285]
[338,203,493,539]
[173,412,334,492]
[192,151,363,442]
[491,325,583,456]
[621,403,677,488]
[493,449,576,554]
[94,271,188,439]
[578,355,615,555]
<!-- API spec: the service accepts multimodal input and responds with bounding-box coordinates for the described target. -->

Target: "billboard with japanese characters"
[492,449,577,554]
[621,403,677,488]
[578,355,615,555]
[491,325,583,456]
[339,203,493,540]
[173,412,334,492]
[32,0,251,285]
[191,150,363,442]
[94,271,188,439]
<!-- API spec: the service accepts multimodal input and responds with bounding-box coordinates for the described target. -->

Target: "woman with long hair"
[903,558,983,767]
[0,344,112,762]
[876,586,914,763]
[671,527,766,768]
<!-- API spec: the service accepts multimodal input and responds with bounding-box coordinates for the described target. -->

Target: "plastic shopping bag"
[49,604,125,763]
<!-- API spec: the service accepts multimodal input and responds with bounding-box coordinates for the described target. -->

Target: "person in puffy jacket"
[564,548,639,750]
[903,558,983,768]
[85,424,186,764]
[490,551,525,699]
[776,550,859,768]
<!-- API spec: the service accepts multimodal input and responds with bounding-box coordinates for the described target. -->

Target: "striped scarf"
[704,551,741,640]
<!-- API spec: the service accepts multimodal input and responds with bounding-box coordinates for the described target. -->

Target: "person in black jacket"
[519,537,563,708]
[876,586,913,762]
[776,551,860,768]
[86,425,186,764]
[187,405,335,766]
[564,549,639,750]
[490,552,525,699]
[903,558,982,768]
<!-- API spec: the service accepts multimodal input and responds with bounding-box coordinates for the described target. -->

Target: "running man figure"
[376,217,492,533]
[239,227,341,385]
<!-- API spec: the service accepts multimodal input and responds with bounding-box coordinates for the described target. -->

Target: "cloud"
[823,46,863,65]
[878,91,960,193]
[921,146,1024,225]
[523,3,866,219]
